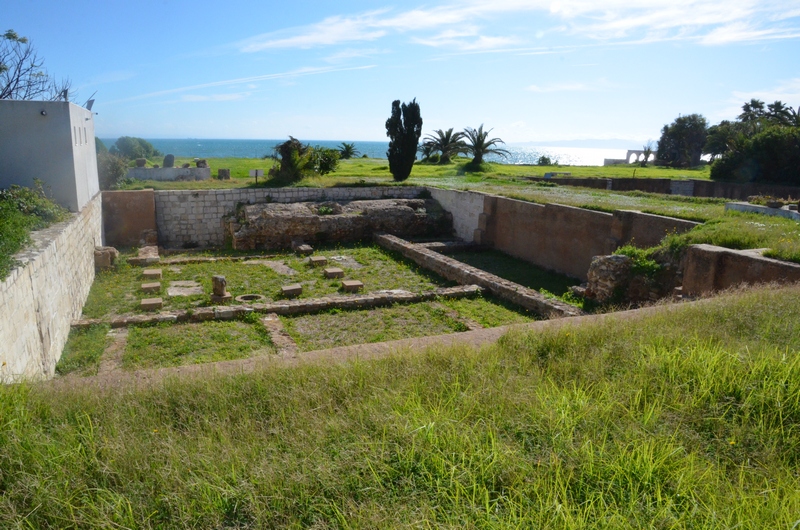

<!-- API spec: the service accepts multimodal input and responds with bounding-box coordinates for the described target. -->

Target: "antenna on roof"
[83,91,97,111]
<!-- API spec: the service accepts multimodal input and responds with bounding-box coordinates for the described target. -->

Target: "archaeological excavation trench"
[6,185,800,382]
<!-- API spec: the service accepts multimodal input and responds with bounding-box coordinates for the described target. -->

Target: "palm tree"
[338,142,360,159]
[766,101,793,126]
[422,128,466,164]
[462,124,509,165]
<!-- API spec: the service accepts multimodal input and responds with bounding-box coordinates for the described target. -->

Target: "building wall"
[154,186,425,248]
[0,101,98,212]
[0,193,102,383]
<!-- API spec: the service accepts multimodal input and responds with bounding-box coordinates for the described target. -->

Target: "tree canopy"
[707,99,800,184]
[656,114,708,168]
[109,137,162,160]
[385,99,422,182]
[1,30,71,101]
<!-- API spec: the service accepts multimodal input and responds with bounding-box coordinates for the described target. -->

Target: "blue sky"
[5,0,800,146]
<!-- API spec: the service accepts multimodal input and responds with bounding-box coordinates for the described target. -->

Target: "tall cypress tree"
[385,98,422,182]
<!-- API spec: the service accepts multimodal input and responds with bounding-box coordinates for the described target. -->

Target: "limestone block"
[142,268,162,280]
[141,298,163,311]
[309,256,328,267]
[342,280,364,293]
[212,275,227,296]
[324,267,344,279]
[141,282,161,294]
[282,284,303,297]
[94,246,119,270]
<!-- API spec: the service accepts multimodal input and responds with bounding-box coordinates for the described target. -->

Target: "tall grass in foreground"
[2,284,800,528]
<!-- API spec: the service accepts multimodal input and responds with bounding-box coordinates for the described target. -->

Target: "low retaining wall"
[155,187,425,248]
[0,193,102,382]
[375,233,582,318]
[725,202,800,221]
[127,167,211,181]
[528,176,800,201]
[683,244,800,296]
[73,285,482,328]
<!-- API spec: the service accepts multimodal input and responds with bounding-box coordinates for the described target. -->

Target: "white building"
[0,100,99,212]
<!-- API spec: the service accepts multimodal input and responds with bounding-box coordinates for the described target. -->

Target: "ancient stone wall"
[477,196,697,281]
[683,244,800,296]
[0,193,102,382]
[375,233,582,318]
[225,198,452,250]
[154,187,424,248]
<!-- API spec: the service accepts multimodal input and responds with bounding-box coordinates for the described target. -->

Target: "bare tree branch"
[0,29,72,101]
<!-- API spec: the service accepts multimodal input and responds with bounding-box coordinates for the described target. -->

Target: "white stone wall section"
[0,193,102,382]
[427,188,486,242]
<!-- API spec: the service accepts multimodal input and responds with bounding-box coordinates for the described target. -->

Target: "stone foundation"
[374,233,582,318]
[224,198,453,250]
[72,285,483,328]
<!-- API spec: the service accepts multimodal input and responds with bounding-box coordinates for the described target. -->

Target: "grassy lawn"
[82,244,452,319]
[128,156,710,186]
[123,318,275,369]
[3,284,800,527]
[282,294,536,351]
[119,157,723,222]
[660,210,800,263]
[55,324,111,376]
[448,249,580,295]
[281,302,468,351]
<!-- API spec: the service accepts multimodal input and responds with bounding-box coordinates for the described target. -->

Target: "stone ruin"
[223,198,453,250]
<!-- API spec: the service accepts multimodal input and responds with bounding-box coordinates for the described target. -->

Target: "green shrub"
[613,244,662,276]
[0,182,69,279]
[97,152,130,190]
[710,127,800,184]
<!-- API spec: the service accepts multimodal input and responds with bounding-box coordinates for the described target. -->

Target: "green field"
[4,284,800,527]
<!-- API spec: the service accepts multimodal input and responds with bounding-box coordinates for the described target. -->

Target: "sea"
[99,138,633,166]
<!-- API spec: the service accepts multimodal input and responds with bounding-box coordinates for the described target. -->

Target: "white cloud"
[181,93,249,102]
[234,0,800,54]
[105,65,377,104]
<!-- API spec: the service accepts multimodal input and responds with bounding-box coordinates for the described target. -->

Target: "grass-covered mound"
[2,284,800,527]
[0,183,69,279]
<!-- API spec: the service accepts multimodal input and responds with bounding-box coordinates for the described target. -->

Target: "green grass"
[448,249,580,296]
[82,244,452,319]
[126,156,710,189]
[439,292,536,328]
[123,317,275,369]
[55,324,111,375]
[280,301,470,351]
[0,185,70,279]
[2,284,800,527]
[118,157,723,221]
[659,211,800,263]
